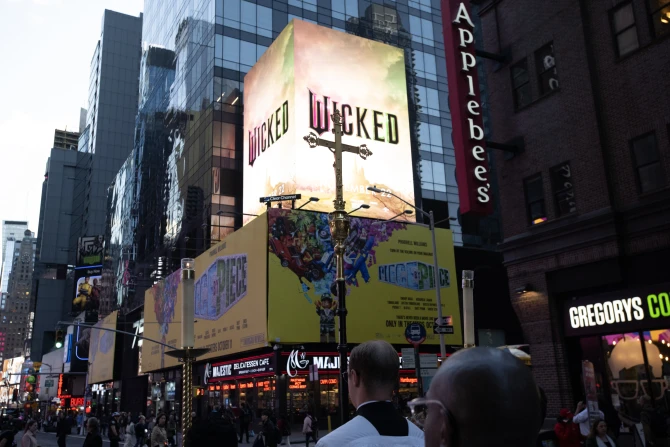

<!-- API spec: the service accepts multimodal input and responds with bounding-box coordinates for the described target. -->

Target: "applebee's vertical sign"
[441,0,493,215]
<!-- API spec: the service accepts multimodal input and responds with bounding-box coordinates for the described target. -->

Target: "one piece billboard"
[141,215,268,371]
[243,19,415,221]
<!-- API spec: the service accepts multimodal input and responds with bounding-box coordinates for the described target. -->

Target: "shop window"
[611,3,640,57]
[535,42,559,96]
[648,0,670,38]
[631,132,665,193]
[511,59,531,110]
[550,161,577,216]
[524,174,547,225]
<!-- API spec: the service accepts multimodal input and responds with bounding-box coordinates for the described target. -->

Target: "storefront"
[195,346,428,428]
[563,283,670,443]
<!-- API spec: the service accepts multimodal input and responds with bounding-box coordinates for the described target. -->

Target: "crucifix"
[303,108,373,424]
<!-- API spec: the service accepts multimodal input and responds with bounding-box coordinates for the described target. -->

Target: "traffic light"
[55,329,64,348]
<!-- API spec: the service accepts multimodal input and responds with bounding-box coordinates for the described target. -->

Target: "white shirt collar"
[356,400,391,410]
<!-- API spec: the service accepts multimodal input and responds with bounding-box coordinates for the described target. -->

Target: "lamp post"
[367,186,455,360]
[296,197,320,210]
[304,109,373,425]
[165,258,209,444]
[462,270,475,348]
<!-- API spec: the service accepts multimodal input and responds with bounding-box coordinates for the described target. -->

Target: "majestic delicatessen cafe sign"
[564,285,670,336]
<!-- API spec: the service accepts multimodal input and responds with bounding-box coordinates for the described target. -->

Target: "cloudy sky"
[0,0,143,235]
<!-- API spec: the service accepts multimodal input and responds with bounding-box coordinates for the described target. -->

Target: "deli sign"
[563,284,670,336]
[441,0,493,215]
[203,354,275,384]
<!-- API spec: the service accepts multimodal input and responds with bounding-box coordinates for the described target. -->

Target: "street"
[15,432,111,447]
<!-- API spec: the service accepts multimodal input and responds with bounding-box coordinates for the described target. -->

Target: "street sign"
[433,317,454,335]
[401,348,415,368]
[405,322,427,346]
[45,379,54,388]
[420,354,438,369]
[259,194,301,203]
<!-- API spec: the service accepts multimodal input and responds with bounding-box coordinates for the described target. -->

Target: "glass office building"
[106,0,502,311]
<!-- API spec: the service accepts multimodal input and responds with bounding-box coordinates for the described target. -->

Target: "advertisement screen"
[142,215,268,372]
[88,311,117,384]
[267,209,461,345]
[72,274,102,313]
[243,19,415,221]
[77,236,105,267]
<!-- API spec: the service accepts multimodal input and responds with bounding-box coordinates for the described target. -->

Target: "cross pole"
[304,109,372,425]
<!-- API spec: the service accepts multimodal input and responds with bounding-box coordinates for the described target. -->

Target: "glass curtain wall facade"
[107,0,502,309]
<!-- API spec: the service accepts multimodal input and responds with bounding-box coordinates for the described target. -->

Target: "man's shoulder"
[316,417,379,447]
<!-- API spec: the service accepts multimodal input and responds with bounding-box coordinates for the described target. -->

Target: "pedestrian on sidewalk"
[316,340,424,447]
[109,412,122,447]
[419,347,542,447]
[166,413,176,446]
[260,410,278,447]
[125,417,137,447]
[277,414,290,446]
[555,409,582,447]
[585,420,616,447]
[134,415,147,447]
[150,413,168,447]
[20,420,38,447]
[83,418,103,447]
[57,412,69,447]
[302,413,315,447]
[239,402,251,444]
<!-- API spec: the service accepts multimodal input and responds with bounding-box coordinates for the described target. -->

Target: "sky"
[0,0,144,236]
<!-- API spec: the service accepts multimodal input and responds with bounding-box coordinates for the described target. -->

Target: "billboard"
[77,236,105,267]
[267,209,462,345]
[142,215,268,372]
[88,311,117,384]
[72,274,102,312]
[243,19,415,221]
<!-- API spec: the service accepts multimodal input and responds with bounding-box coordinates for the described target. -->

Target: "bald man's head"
[424,347,542,447]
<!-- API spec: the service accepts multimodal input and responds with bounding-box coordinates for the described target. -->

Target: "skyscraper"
[2,221,28,263]
[71,10,143,242]
[53,129,80,151]
[0,230,36,362]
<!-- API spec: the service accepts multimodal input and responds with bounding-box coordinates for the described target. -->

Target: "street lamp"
[349,204,370,215]
[367,186,455,359]
[296,197,320,210]
[165,258,209,443]
[462,270,475,348]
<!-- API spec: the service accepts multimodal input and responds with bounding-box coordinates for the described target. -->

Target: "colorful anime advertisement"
[267,209,462,345]
[142,215,268,372]
[88,311,117,384]
[243,19,415,222]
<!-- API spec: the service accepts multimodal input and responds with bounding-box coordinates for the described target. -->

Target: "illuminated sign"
[70,397,85,407]
[203,354,274,384]
[282,350,410,375]
[441,1,493,215]
[400,377,418,384]
[319,378,338,385]
[563,285,670,336]
[289,377,307,390]
[132,318,144,349]
[243,19,415,221]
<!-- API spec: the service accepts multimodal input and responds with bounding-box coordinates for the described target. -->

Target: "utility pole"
[304,109,373,425]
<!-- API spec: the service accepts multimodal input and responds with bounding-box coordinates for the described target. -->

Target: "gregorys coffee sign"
[563,285,670,336]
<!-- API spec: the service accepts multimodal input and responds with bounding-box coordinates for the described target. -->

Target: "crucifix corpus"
[303,108,373,424]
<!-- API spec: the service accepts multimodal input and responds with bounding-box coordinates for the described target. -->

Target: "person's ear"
[352,369,362,387]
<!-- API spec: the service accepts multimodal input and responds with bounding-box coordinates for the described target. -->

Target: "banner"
[88,311,117,384]
[267,209,461,345]
[142,215,268,372]
[77,236,105,267]
[243,19,415,221]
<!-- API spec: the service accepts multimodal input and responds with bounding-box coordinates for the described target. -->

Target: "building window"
[535,43,559,96]
[630,133,665,193]
[511,59,531,110]
[524,175,547,225]
[649,0,670,37]
[550,162,577,216]
[611,3,640,57]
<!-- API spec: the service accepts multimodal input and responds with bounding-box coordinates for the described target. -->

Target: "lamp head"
[367,186,383,193]
[309,197,319,202]
[403,210,414,215]
[181,258,195,272]
[361,204,371,209]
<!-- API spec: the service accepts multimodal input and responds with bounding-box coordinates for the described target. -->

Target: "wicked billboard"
[243,19,415,221]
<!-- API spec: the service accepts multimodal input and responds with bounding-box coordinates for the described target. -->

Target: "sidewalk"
[237,434,323,445]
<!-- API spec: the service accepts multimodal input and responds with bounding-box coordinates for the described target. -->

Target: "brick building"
[477,0,670,426]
